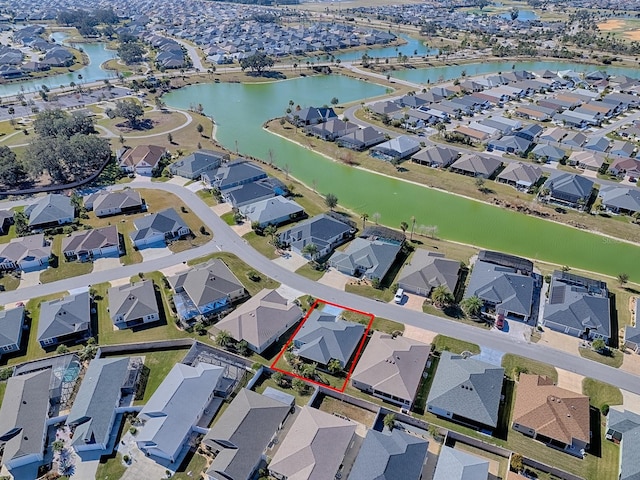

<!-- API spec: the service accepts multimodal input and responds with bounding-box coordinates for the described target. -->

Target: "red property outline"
[270,299,374,393]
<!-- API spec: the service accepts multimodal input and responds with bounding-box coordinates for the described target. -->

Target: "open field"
[598,18,640,40]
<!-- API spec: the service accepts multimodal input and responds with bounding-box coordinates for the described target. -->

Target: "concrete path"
[18,270,41,289]
[403,325,438,345]
[276,284,305,302]
[93,256,122,272]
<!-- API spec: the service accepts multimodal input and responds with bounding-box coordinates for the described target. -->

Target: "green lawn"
[196,188,218,206]
[423,303,490,329]
[39,235,93,284]
[371,317,405,334]
[582,378,623,411]
[252,373,313,406]
[344,283,394,302]
[432,335,480,354]
[0,271,20,292]
[94,453,127,480]
[220,211,237,226]
[0,381,6,409]
[131,349,188,405]
[579,347,624,368]
[295,263,326,281]
[173,451,209,480]
[243,230,279,260]
[501,354,558,382]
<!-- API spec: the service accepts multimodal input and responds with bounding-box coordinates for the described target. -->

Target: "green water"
[164,74,640,280]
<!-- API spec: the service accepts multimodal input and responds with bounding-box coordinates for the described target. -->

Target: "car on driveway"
[394,288,404,304]
[495,314,504,330]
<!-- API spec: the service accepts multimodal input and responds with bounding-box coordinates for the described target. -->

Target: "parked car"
[495,314,504,330]
[394,288,404,304]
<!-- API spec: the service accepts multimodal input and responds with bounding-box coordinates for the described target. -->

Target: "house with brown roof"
[512,374,590,457]
[118,145,168,176]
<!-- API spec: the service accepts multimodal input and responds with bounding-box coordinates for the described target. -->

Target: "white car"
[394,288,404,304]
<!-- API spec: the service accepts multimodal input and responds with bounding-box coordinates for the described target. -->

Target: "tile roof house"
[213,289,302,354]
[542,270,611,342]
[239,196,305,229]
[0,306,25,357]
[496,162,543,190]
[0,233,51,271]
[169,259,246,324]
[351,331,430,408]
[293,309,365,368]
[370,135,421,161]
[37,291,91,348]
[0,370,50,472]
[427,352,505,432]
[118,145,168,175]
[411,145,459,168]
[137,362,225,464]
[336,126,386,151]
[25,194,74,229]
[542,172,594,209]
[202,388,292,480]
[349,428,429,480]
[268,406,356,480]
[328,237,401,281]
[432,446,489,480]
[83,190,145,218]
[606,407,640,480]
[599,186,640,215]
[66,357,138,452]
[398,250,460,297]
[169,150,229,180]
[512,374,590,457]
[108,280,160,329]
[62,225,121,261]
[278,213,354,258]
[450,154,502,179]
[129,208,190,248]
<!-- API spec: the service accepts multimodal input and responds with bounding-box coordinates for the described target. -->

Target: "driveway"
[621,351,640,376]
[231,222,252,237]
[318,268,351,291]
[538,329,580,355]
[93,256,122,272]
[272,251,308,272]
[622,390,640,411]
[399,293,426,312]
[160,263,191,277]
[212,203,232,216]
[18,270,41,289]
[167,177,190,186]
[475,347,505,366]
[139,245,172,261]
[109,277,132,288]
[556,368,585,392]
[276,284,305,302]
[403,325,438,345]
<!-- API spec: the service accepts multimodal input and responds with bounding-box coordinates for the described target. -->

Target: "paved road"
[167,36,205,72]
[4,181,640,395]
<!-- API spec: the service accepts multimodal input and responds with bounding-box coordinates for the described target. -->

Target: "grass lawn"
[295,263,326,281]
[579,347,624,368]
[432,334,480,354]
[196,188,217,206]
[318,395,376,426]
[345,283,394,302]
[423,303,490,329]
[272,354,345,391]
[0,221,17,245]
[94,453,127,480]
[501,354,558,382]
[187,252,280,296]
[243,231,279,260]
[39,235,93,284]
[131,349,188,405]
[252,373,313,406]
[0,271,20,292]
[0,381,6,409]
[582,378,623,411]
[220,211,237,226]
[371,317,405,334]
[173,451,209,480]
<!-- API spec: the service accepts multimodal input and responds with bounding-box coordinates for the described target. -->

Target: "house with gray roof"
[210,160,267,190]
[37,291,91,348]
[25,194,74,230]
[542,270,611,342]
[222,181,276,208]
[370,135,421,161]
[609,140,635,158]
[239,196,304,229]
[293,308,365,368]
[337,126,386,151]
[450,154,502,179]
[599,186,640,215]
[351,331,430,408]
[213,289,302,354]
[108,280,160,329]
[169,150,229,180]
[349,428,428,480]
[624,301,640,351]
[306,118,359,141]
[278,213,354,258]
[83,190,145,218]
[62,225,121,261]
[129,208,190,248]
[433,446,489,480]
[488,135,531,154]
[328,237,401,281]
[268,406,356,480]
[137,362,225,464]
[496,162,543,191]
[202,388,291,480]
[427,352,505,432]
[66,357,138,453]
[411,145,459,168]
[398,250,460,297]
[169,259,246,324]
[542,172,594,209]
[0,306,25,357]
[465,259,535,321]
[583,136,610,153]
[606,407,640,480]
[0,233,51,271]
[561,131,587,148]
[531,144,566,163]
[0,370,50,472]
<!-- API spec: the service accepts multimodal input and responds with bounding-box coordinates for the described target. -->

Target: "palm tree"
[264,224,277,244]
[272,371,285,386]
[327,359,342,374]
[215,330,232,348]
[301,362,317,380]
[410,216,416,241]
[617,273,629,286]
[383,413,396,431]
[301,242,319,260]
[431,285,454,309]
[361,212,369,230]
[400,222,408,234]
[460,296,484,318]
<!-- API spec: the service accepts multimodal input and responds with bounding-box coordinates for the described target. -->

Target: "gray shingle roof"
[61,225,119,255]
[427,352,504,428]
[544,172,594,201]
[433,446,489,480]
[37,292,90,344]
[496,162,543,187]
[169,150,227,178]
[108,280,159,326]
[0,233,51,266]
[130,208,188,242]
[328,238,401,280]
[239,196,304,226]
[398,250,460,295]
[25,194,74,227]
[0,306,25,350]
[278,214,352,253]
[607,408,640,480]
[84,190,143,214]
[212,160,267,190]
[451,154,502,177]
[600,186,640,213]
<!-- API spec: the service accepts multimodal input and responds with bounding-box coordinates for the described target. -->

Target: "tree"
[510,453,524,473]
[475,177,486,191]
[324,193,338,211]
[7,106,14,124]
[239,51,275,75]
[264,224,278,245]
[460,295,484,318]
[236,340,250,356]
[410,216,416,241]
[194,321,208,336]
[167,133,173,144]
[52,440,65,453]
[361,212,369,229]
[301,362,317,379]
[118,38,145,64]
[327,359,342,374]
[301,242,319,260]
[292,378,307,394]
[372,212,381,224]
[383,413,396,431]
[0,146,26,186]
[432,285,454,308]
[618,273,629,286]
[272,371,285,387]
[400,221,408,234]
[330,97,339,106]
[114,99,144,128]
[196,123,204,136]
[215,330,232,348]
[56,344,70,354]
[13,211,29,236]
[592,338,607,353]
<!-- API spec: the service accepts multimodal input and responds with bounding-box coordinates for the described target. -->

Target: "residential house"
[336,126,386,151]
[349,429,429,480]
[108,280,160,329]
[293,309,365,369]
[531,144,566,163]
[606,408,640,480]
[609,157,640,180]
[202,388,292,480]
[411,146,459,168]
[370,101,402,117]
[306,119,358,141]
[137,363,226,464]
[488,135,531,154]
[222,181,275,208]
[210,160,267,191]
[351,331,430,409]
[118,145,168,175]
[129,208,190,248]
[169,259,246,323]
[542,172,594,209]
[514,106,552,122]
[450,154,502,179]
[370,135,421,161]
[561,131,588,148]
[426,351,505,432]
[0,370,50,472]
[328,237,401,281]
[84,190,145,218]
[497,162,543,190]
[514,123,544,142]
[278,213,354,258]
[609,140,635,158]
[268,406,356,480]
[539,127,568,143]
[239,196,304,229]
[0,306,25,357]
[62,225,121,261]
[453,126,489,143]
[397,250,460,297]
[25,194,74,230]
[37,291,91,347]
[0,209,13,234]
[287,107,337,126]
[66,357,138,453]
[599,186,640,215]
[433,446,490,480]
[512,374,590,457]
[542,270,611,342]
[583,136,610,153]
[0,233,51,271]
[624,302,640,351]
[169,150,229,180]
[213,289,302,354]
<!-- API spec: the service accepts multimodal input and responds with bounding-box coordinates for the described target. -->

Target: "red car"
[495,315,505,330]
